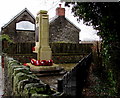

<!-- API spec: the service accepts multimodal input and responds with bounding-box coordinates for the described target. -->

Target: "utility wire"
[48,0,61,11]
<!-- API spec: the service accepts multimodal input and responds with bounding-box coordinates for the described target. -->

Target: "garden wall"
[2,42,93,63]
[3,55,56,97]
[50,43,92,63]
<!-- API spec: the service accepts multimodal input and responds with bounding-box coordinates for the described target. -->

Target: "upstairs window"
[16,21,35,30]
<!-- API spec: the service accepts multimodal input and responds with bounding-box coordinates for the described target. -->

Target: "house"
[49,4,80,43]
[1,8,35,43]
[1,5,80,43]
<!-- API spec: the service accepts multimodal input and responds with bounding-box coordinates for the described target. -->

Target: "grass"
[82,72,118,97]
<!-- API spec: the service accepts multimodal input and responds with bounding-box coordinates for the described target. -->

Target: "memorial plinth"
[26,63,66,77]
[28,63,59,72]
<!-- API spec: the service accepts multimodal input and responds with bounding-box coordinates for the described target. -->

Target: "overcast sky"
[0,0,100,41]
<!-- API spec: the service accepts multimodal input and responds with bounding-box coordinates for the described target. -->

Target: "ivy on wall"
[0,34,13,43]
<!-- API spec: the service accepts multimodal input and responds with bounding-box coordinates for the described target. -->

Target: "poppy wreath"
[30,59,53,66]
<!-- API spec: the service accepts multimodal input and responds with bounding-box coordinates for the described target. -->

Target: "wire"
[48,0,61,11]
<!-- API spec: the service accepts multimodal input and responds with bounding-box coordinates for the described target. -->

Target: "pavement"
[0,56,4,98]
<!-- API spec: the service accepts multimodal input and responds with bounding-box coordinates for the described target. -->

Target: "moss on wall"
[3,55,55,97]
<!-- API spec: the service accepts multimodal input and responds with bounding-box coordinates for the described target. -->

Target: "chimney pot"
[59,4,61,8]
[56,4,65,16]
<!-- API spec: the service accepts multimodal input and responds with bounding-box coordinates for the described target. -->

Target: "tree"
[0,34,13,53]
[0,34,13,43]
[65,2,120,95]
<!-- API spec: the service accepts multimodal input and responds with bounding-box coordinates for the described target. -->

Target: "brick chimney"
[56,4,65,16]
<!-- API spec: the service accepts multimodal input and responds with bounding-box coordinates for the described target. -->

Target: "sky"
[0,0,100,41]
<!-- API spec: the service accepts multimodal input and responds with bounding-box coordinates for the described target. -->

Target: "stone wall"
[1,9,35,43]
[1,29,35,43]
[49,16,80,43]
[3,55,56,97]
[15,30,35,43]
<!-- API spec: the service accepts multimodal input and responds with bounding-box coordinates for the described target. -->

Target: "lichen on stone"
[23,83,50,95]
[18,79,29,96]
[12,67,31,77]
[39,10,48,14]
[8,65,22,78]
[17,77,41,95]
[31,93,49,97]
[13,72,37,95]
[5,57,56,97]
[8,59,20,66]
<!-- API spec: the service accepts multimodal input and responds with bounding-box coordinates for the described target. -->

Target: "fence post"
[57,79,63,92]
[76,60,85,98]
[2,55,4,68]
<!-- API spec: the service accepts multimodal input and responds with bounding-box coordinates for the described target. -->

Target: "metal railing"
[57,53,92,97]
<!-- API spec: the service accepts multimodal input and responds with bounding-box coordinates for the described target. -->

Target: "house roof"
[2,8,35,29]
[49,16,81,32]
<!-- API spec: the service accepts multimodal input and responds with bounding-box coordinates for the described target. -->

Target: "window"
[16,21,35,30]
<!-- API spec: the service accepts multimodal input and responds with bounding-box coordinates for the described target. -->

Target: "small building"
[1,8,35,43]
[49,4,80,43]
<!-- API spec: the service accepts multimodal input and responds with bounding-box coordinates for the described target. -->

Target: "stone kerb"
[3,56,55,97]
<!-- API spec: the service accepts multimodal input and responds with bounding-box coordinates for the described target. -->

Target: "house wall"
[16,30,35,42]
[1,22,16,41]
[49,16,80,43]
[1,10,80,43]
[1,11,35,43]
